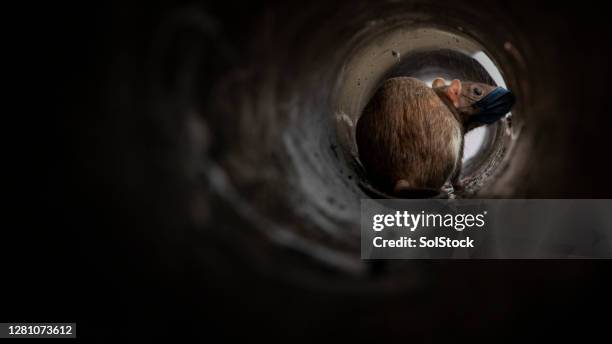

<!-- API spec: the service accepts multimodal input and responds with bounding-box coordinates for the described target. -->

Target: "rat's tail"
[357,179,442,199]
[393,180,441,199]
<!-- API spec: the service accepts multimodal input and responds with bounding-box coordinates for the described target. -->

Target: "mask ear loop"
[461,92,482,103]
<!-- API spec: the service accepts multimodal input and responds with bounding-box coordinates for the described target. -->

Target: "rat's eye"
[473,87,483,96]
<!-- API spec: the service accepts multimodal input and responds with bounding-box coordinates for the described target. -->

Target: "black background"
[5,0,612,342]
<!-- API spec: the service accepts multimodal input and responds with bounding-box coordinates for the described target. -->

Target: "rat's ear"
[432,78,446,88]
[446,79,462,107]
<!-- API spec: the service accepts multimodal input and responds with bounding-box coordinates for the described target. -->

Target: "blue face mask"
[467,87,516,126]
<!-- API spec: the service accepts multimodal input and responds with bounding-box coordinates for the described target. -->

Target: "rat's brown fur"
[356,77,500,197]
[356,77,462,195]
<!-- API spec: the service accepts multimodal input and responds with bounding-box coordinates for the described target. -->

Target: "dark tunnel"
[9,0,612,341]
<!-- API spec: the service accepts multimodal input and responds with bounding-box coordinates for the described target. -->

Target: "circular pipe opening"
[334,27,515,198]
[177,3,528,273]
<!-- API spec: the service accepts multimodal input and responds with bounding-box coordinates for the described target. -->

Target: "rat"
[355,76,515,198]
